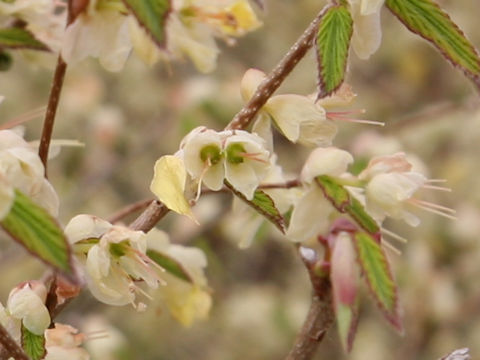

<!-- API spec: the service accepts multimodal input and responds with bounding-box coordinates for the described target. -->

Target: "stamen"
[411,201,457,220]
[327,112,384,126]
[132,283,154,301]
[195,159,212,202]
[239,152,269,164]
[382,239,402,256]
[411,199,456,214]
[0,106,46,130]
[381,228,408,244]
[85,330,110,341]
[426,179,447,183]
[423,184,452,192]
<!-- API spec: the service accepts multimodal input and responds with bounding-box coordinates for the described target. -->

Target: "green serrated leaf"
[0,190,72,274]
[21,325,45,360]
[146,249,193,283]
[316,5,353,98]
[353,231,402,331]
[386,0,480,90]
[315,175,379,234]
[0,28,49,51]
[225,182,286,234]
[122,0,171,47]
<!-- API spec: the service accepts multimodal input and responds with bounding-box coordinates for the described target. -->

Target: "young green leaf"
[146,249,193,283]
[21,325,45,360]
[225,182,286,234]
[315,175,379,235]
[353,231,402,331]
[316,5,353,98]
[0,190,72,274]
[122,0,171,47]
[0,28,49,51]
[386,0,480,90]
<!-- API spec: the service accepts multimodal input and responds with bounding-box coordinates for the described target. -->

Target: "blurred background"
[1,0,480,359]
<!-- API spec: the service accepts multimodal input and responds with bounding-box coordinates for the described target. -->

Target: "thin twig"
[108,198,154,224]
[285,250,334,360]
[225,6,327,130]
[38,56,67,176]
[129,200,169,232]
[0,323,29,360]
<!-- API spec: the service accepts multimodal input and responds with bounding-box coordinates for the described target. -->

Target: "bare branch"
[38,56,67,176]
[0,323,29,360]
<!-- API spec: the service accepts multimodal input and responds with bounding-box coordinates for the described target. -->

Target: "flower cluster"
[287,147,453,244]
[62,0,261,72]
[0,281,89,360]
[65,215,211,325]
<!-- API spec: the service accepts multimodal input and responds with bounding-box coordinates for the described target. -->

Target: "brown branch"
[108,198,154,224]
[225,6,327,131]
[129,200,169,232]
[285,247,334,360]
[0,324,29,360]
[38,55,67,176]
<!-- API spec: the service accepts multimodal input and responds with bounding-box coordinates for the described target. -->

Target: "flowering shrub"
[0,0,478,359]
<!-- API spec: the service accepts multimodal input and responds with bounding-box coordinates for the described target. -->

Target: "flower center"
[109,240,130,258]
[200,144,223,165]
[226,143,246,164]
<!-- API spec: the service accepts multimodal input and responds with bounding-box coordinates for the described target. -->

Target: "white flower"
[365,171,426,226]
[0,130,59,217]
[301,147,354,183]
[130,0,261,72]
[44,323,90,360]
[348,0,385,59]
[223,160,294,248]
[181,127,271,200]
[62,0,131,72]
[287,147,353,243]
[183,128,224,191]
[146,229,211,326]
[65,215,163,307]
[241,69,337,147]
[7,281,50,335]
[224,130,271,199]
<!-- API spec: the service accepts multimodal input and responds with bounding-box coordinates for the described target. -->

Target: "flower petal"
[286,187,333,243]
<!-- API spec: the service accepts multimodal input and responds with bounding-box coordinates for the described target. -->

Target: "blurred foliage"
[0,0,480,359]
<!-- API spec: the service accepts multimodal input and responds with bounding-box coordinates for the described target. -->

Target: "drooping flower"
[223,130,271,199]
[0,129,59,217]
[241,69,338,148]
[180,126,271,200]
[62,0,131,72]
[348,0,385,59]
[146,229,211,326]
[223,159,294,248]
[360,153,454,226]
[130,0,261,72]
[65,215,164,307]
[44,323,90,360]
[286,147,354,243]
[183,127,225,191]
[6,281,51,335]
